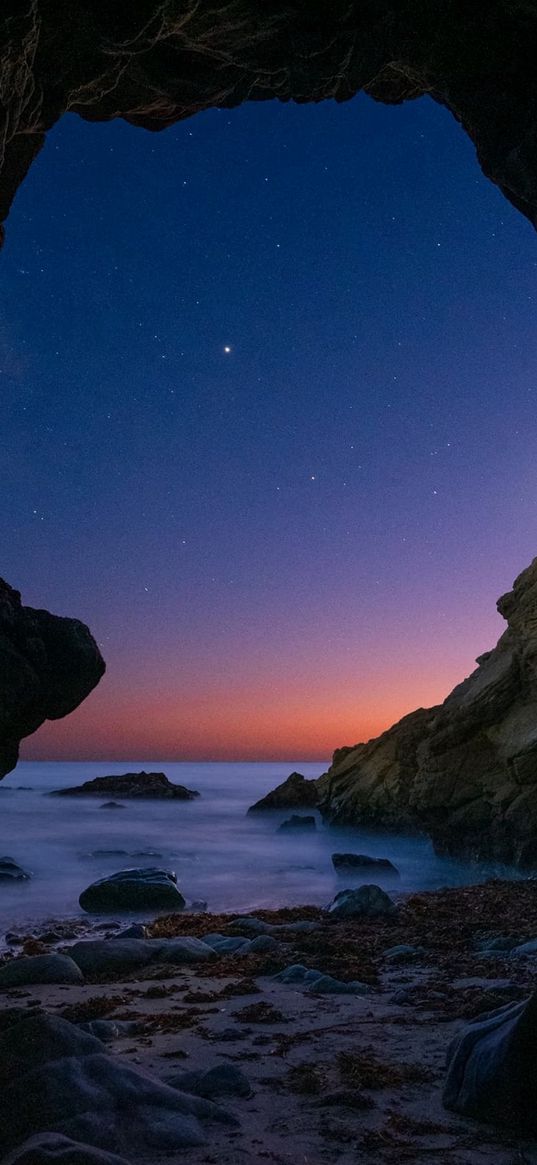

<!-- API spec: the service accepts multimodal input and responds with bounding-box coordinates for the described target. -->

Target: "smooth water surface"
[0,761,522,933]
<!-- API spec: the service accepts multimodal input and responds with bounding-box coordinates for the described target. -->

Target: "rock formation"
[0,579,105,780]
[52,770,199,799]
[444,993,537,1132]
[1,3,537,245]
[321,557,537,866]
[247,771,319,813]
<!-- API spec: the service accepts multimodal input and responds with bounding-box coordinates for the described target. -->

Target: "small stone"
[383,944,425,962]
[248,935,279,953]
[327,884,397,919]
[511,939,537,956]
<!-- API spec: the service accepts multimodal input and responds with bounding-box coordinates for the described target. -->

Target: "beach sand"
[2,881,537,1164]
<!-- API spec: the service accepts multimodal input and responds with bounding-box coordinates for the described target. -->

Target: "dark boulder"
[277,815,316,832]
[327,885,397,919]
[0,1012,236,1156]
[79,867,185,913]
[0,579,104,780]
[0,856,31,881]
[0,954,84,988]
[69,936,214,977]
[52,771,199,800]
[332,853,399,876]
[248,772,319,813]
[443,993,537,1132]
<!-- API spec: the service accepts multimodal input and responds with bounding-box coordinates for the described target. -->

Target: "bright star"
[223,345,232,354]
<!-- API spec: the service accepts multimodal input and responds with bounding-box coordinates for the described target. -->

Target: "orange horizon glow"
[20,660,473,764]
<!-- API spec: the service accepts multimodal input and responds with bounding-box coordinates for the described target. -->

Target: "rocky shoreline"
[1,880,537,1163]
[265,557,537,869]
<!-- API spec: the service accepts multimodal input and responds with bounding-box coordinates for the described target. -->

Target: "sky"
[2,93,537,762]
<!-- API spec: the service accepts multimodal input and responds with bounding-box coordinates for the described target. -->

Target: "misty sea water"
[0,760,522,935]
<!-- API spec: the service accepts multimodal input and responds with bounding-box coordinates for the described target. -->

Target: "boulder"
[79,868,185,913]
[332,853,399,876]
[0,954,84,988]
[327,884,397,919]
[0,856,31,881]
[0,1013,236,1157]
[443,993,537,1131]
[277,815,316,832]
[69,936,214,977]
[99,802,125,810]
[273,964,370,994]
[321,558,537,866]
[247,772,320,813]
[165,1064,252,1099]
[52,771,199,800]
[1,1132,133,1164]
[69,939,158,977]
[0,579,105,781]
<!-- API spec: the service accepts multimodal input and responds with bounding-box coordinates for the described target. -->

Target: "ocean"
[0,760,521,934]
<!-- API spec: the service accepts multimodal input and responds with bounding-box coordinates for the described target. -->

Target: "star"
[223,345,232,354]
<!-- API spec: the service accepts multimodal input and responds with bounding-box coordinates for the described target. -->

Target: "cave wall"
[1,1,537,244]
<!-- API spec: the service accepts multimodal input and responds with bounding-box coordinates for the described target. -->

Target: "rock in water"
[247,772,320,813]
[321,557,537,866]
[443,993,537,1132]
[331,853,399,876]
[79,868,185,913]
[0,1013,236,1157]
[52,771,199,799]
[0,578,104,780]
[0,856,30,881]
[327,885,397,919]
[277,815,316,832]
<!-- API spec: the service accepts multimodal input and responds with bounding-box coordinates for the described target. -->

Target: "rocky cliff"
[321,557,537,866]
[1,3,537,244]
[0,579,105,779]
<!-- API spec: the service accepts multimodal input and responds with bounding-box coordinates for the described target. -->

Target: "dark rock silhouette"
[327,885,397,918]
[79,867,185,913]
[248,771,319,813]
[0,578,104,780]
[332,853,400,876]
[1,5,537,245]
[277,815,316,832]
[0,1012,236,1156]
[321,557,537,866]
[0,856,30,881]
[53,771,199,799]
[443,993,537,1132]
[0,954,83,988]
